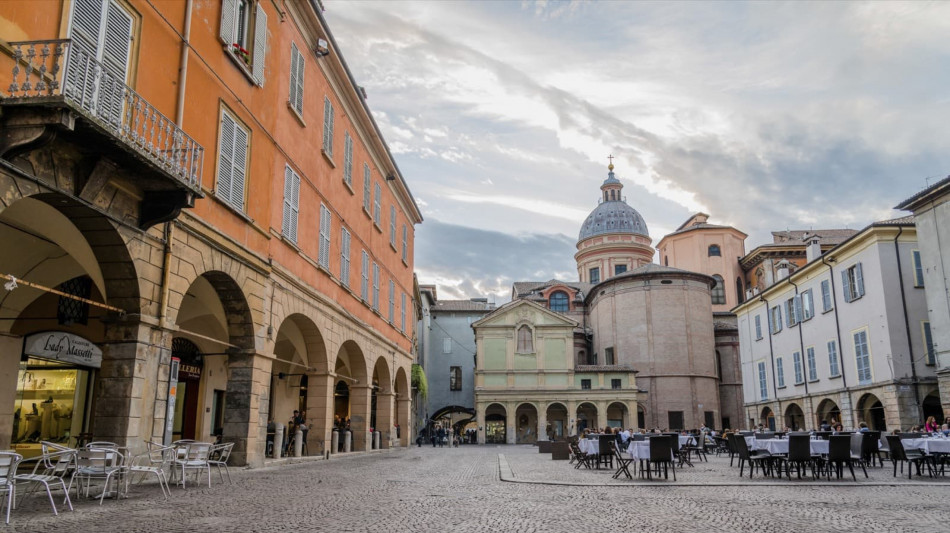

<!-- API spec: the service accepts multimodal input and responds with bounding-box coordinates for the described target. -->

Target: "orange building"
[0,0,421,465]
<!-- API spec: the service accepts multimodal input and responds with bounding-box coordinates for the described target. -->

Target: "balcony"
[2,40,204,228]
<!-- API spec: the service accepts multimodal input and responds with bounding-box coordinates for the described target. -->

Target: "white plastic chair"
[0,452,22,524]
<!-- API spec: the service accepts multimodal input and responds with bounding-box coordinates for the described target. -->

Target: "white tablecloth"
[579,439,599,455]
[752,438,828,455]
[626,440,674,460]
[903,438,950,454]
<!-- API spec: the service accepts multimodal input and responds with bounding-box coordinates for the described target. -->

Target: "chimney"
[776,259,791,281]
[804,234,822,263]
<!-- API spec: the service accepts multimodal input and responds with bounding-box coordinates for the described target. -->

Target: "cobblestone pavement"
[7,445,950,533]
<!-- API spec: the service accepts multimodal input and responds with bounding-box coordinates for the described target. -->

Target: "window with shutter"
[854,330,872,384]
[806,347,817,381]
[372,263,380,311]
[758,362,767,400]
[340,228,351,287]
[281,165,300,243]
[288,43,304,114]
[363,164,371,213]
[343,132,353,186]
[912,250,925,287]
[754,315,762,340]
[400,293,406,332]
[388,280,395,322]
[216,109,248,211]
[68,0,133,125]
[373,183,381,224]
[923,322,935,365]
[821,279,833,312]
[776,357,785,387]
[793,352,803,384]
[827,341,840,376]
[318,204,331,270]
[843,263,864,302]
[220,0,267,86]
[401,225,408,262]
[322,97,334,157]
[390,206,396,246]
[801,289,814,320]
[361,250,369,302]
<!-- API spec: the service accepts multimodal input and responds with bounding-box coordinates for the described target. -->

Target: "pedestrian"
[437,424,446,448]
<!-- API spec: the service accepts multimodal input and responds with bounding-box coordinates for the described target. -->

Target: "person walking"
[437,424,446,448]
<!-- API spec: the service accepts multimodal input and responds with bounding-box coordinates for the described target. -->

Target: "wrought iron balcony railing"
[5,39,203,193]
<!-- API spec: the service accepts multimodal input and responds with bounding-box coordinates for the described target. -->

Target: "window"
[362,164,371,212]
[785,296,801,327]
[611,379,621,390]
[67,0,134,125]
[322,96,334,157]
[339,228,350,287]
[588,351,597,365]
[754,315,763,340]
[708,244,721,257]
[401,225,408,263]
[806,347,817,381]
[389,205,397,247]
[711,275,725,305]
[442,338,451,354]
[614,264,627,276]
[581,379,591,390]
[220,0,268,85]
[776,357,785,388]
[913,250,925,287]
[828,341,840,377]
[516,325,533,353]
[854,330,872,384]
[216,109,249,211]
[318,204,331,270]
[821,279,833,312]
[288,43,304,114]
[793,351,803,384]
[801,289,814,321]
[589,267,600,284]
[669,411,685,431]
[449,366,462,391]
[360,250,369,301]
[842,262,865,303]
[924,322,935,365]
[388,279,395,323]
[373,182,381,225]
[758,362,768,400]
[604,347,615,365]
[400,293,406,332]
[769,306,783,334]
[281,165,300,243]
[343,132,353,187]
[372,262,380,311]
[549,291,569,312]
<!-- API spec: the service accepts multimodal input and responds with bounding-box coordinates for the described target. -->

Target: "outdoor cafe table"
[626,440,674,461]
[902,438,950,454]
[752,438,829,455]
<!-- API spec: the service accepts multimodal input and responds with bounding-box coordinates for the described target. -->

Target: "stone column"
[375,391,394,449]
[222,350,272,467]
[596,401,608,430]
[397,397,411,447]
[538,404,549,441]
[476,404,486,445]
[506,402,517,444]
[349,384,372,451]
[0,336,23,451]
[838,393,854,429]
[306,373,335,456]
[567,400,577,436]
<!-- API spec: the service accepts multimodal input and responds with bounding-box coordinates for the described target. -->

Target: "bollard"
[274,423,284,459]
[374,430,381,450]
[331,429,339,454]
[344,430,352,453]
[294,427,303,457]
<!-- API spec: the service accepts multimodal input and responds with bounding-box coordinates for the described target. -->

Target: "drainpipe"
[787,277,809,430]
[894,226,923,422]
[821,254,851,425]
[759,295,780,429]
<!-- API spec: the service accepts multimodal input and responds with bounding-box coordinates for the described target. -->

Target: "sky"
[323,0,950,304]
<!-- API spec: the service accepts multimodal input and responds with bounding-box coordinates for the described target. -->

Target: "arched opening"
[334,340,368,450]
[708,244,721,257]
[484,403,507,444]
[576,402,598,434]
[370,356,393,447]
[171,337,204,441]
[548,291,569,312]
[431,405,475,442]
[515,403,538,444]
[856,393,887,431]
[607,402,628,429]
[269,314,324,442]
[784,403,805,431]
[545,403,568,440]
[760,406,775,431]
[922,391,942,425]
[816,399,841,428]
[711,274,726,305]
[394,366,410,446]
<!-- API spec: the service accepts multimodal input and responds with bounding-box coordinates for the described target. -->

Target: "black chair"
[569,441,592,469]
[684,432,708,463]
[597,435,614,469]
[644,436,675,481]
[861,431,883,467]
[611,441,634,480]
[734,433,772,478]
[886,435,934,479]
[725,433,739,466]
[824,435,864,480]
[664,433,690,467]
[780,434,820,480]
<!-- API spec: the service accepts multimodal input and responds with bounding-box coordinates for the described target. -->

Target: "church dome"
[577,163,649,242]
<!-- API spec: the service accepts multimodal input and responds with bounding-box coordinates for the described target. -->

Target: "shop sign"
[179,363,202,380]
[24,331,103,368]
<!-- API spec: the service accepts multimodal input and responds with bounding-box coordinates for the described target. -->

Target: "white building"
[733,217,938,432]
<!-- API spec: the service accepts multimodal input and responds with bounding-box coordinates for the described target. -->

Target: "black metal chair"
[733,433,772,478]
[886,435,934,479]
[684,432,708,463]
[597,434,614,469]
[860,431,883,467]
[779,434,820,480]
[824,435,864,480]
[569,442,593,469]
[611,441,634,480]
[644,436,675,481]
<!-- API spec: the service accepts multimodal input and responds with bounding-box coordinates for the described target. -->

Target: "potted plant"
[231,43,250,66]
